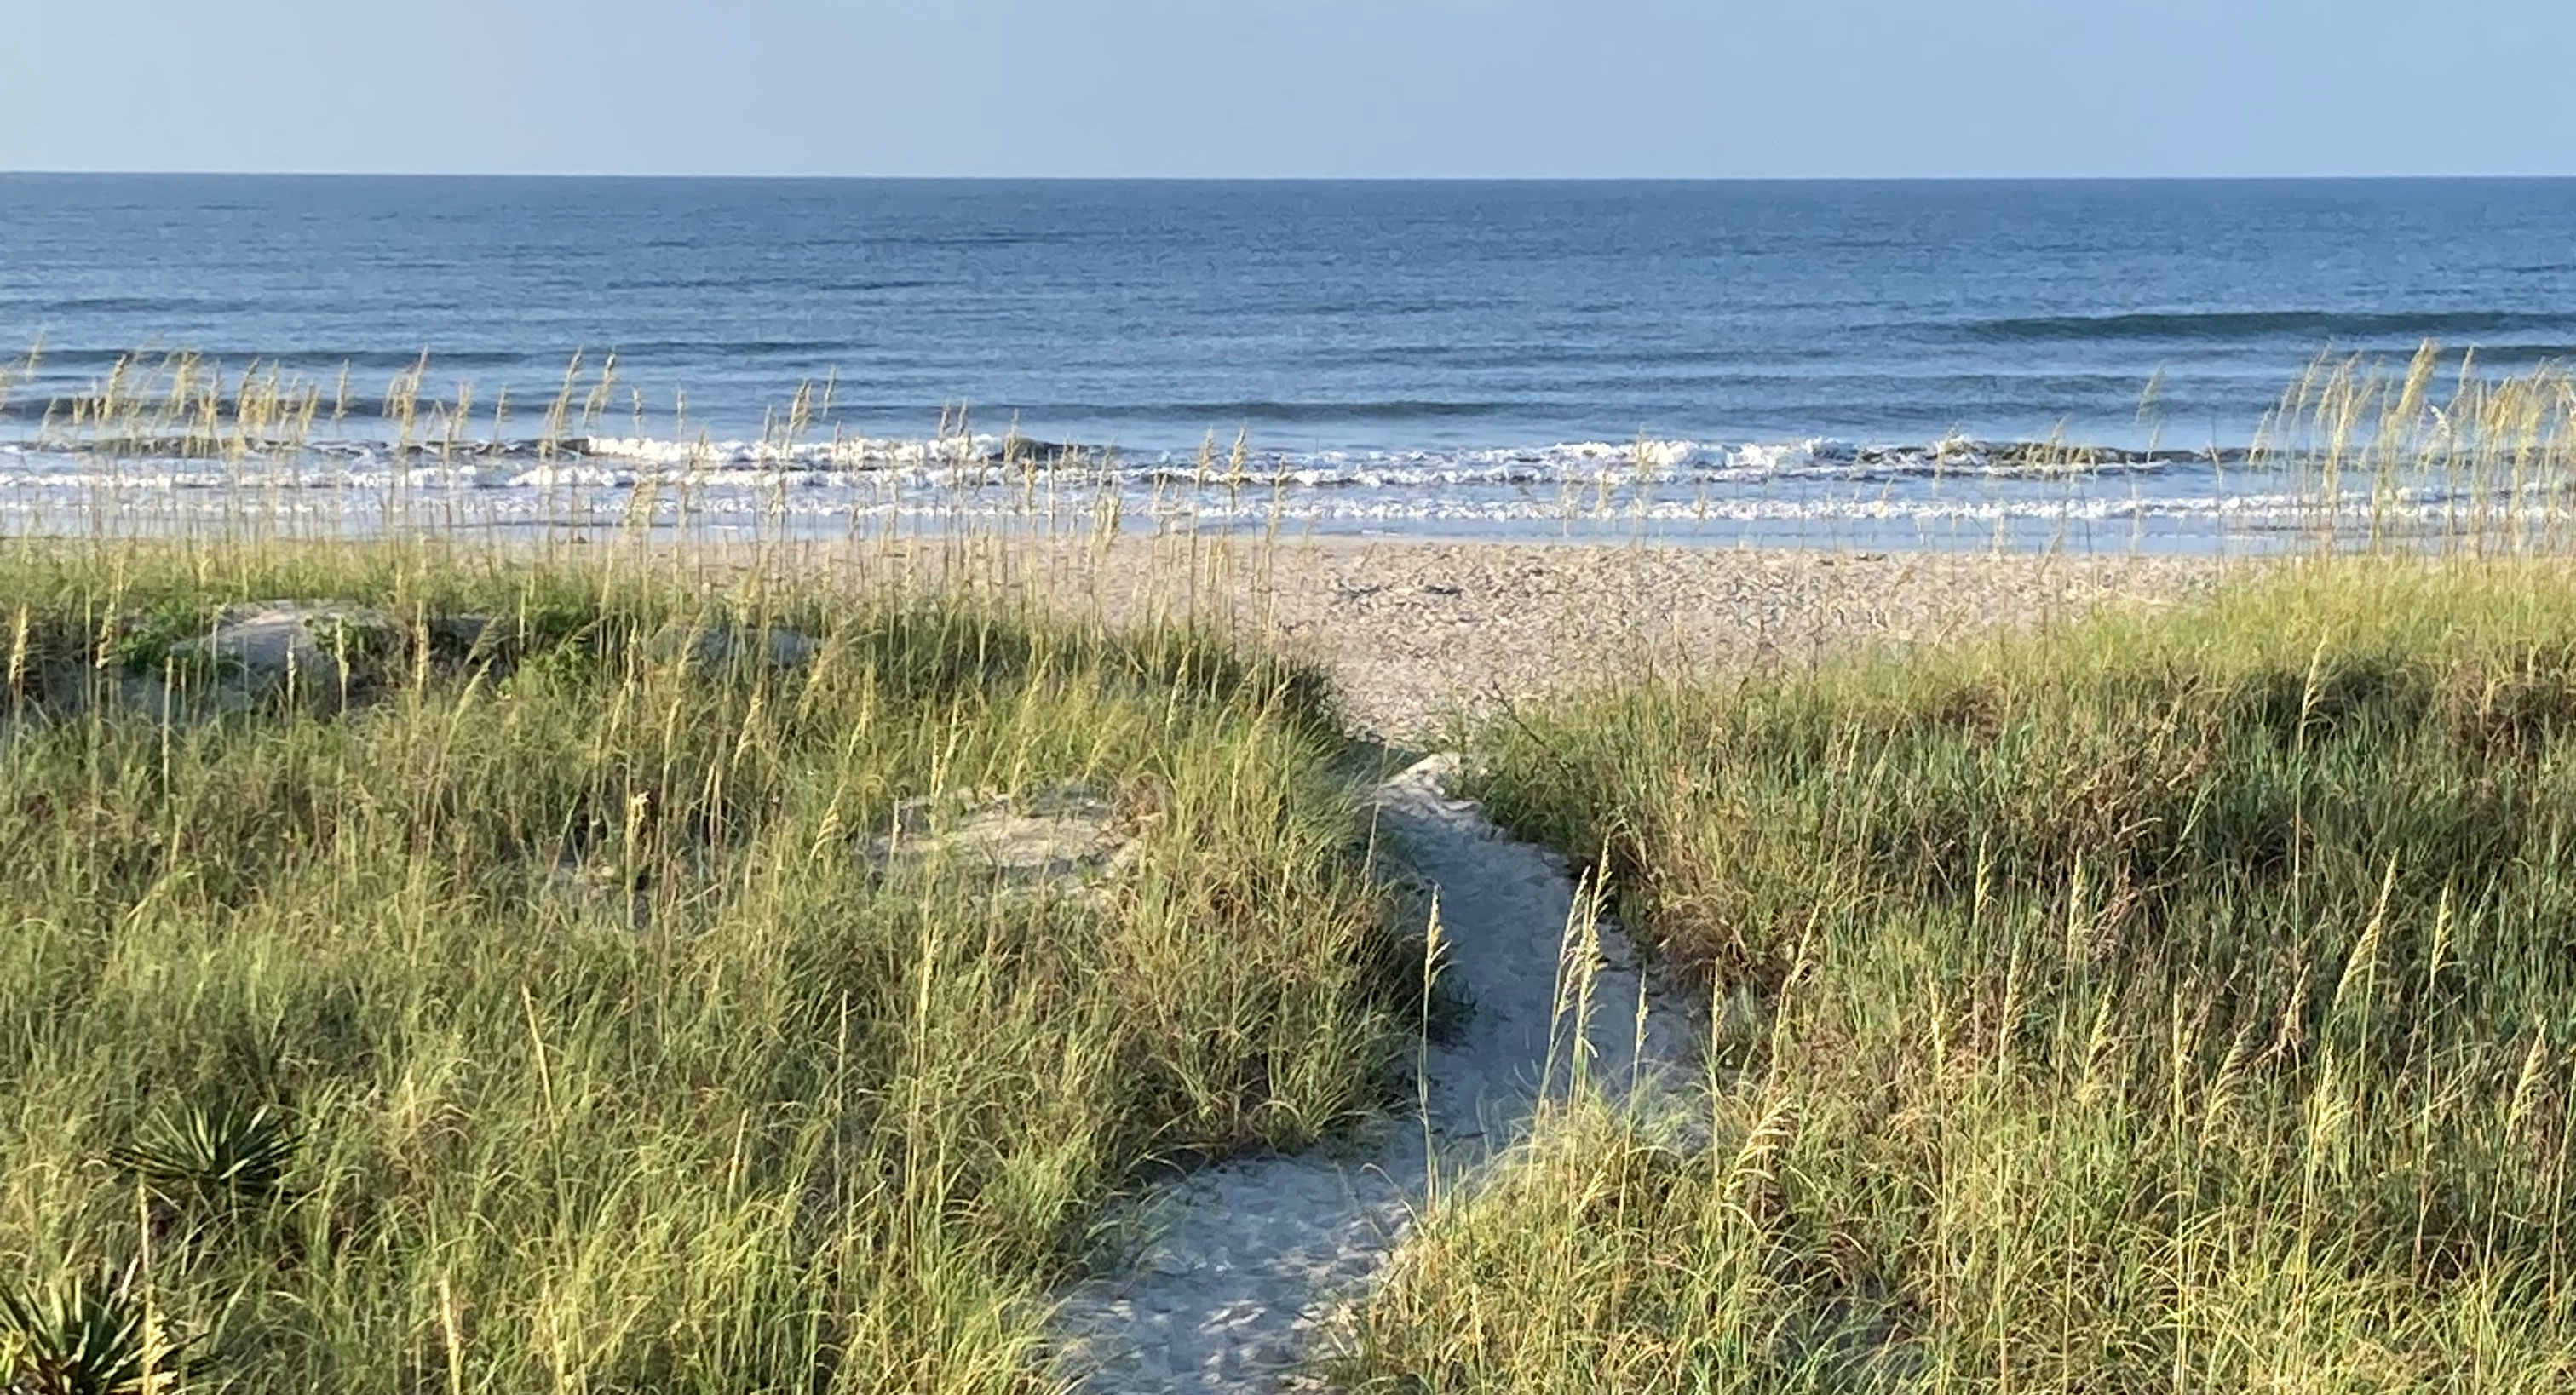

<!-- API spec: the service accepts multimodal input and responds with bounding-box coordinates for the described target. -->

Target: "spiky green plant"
[104,1105,298,1210]
[0,1267,188,1395]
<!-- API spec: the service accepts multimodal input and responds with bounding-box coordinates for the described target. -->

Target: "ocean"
[6,175,2574,548]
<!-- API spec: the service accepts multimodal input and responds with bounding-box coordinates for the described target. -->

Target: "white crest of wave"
[576,434,1005,467]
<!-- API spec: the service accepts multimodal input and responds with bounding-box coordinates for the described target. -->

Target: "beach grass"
[14,338,2576,1394]
[0,534,1418,1394]
[1343,560,2576,1392]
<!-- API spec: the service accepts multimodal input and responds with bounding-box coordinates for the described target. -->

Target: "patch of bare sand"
[796,537,2225,742]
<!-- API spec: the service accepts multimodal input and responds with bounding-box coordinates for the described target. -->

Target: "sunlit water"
[8,176,2575,548]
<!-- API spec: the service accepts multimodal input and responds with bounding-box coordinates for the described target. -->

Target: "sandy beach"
[794,537,2228,742]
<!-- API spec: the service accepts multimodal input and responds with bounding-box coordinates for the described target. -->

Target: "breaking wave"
[0,427,2497,553]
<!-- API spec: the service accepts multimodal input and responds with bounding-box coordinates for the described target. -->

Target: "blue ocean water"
[4,175,2574,545]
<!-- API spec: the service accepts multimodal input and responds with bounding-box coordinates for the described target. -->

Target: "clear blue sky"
[8,0,2574,178]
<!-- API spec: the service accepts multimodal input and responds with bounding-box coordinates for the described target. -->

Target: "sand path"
[1049,754,1702,1392]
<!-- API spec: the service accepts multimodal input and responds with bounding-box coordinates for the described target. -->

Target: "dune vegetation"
[1347,562,2576,1392]
[9,343,2576,1395]
[0,536,1421,1394]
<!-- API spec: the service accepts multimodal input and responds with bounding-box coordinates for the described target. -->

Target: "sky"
[6,0,2576,178]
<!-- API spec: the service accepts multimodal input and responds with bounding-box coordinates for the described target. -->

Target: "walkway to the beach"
[1048,753,1703,1393]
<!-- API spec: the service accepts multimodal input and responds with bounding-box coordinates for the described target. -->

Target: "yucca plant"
[104,1105,298,1211]
[0,1266,189,1395]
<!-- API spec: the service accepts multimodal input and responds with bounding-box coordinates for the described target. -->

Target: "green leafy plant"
[100,600,218,678]
[0,1266,189,1395]
[105,1105,298,1210]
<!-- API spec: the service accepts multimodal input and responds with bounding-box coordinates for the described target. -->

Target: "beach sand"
[796,537,2227,743]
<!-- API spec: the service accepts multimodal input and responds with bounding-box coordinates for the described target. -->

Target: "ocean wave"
[4,347,537,372]
[2,410,2550,554]
[1967,309,2576,343]
[0,470,2532,542]
[566,433,2245,481]
[0,431,2261,486]
[0,295,261,315]
[982,399,1521,423]
[597,337,860,358]
[595,278,936,295]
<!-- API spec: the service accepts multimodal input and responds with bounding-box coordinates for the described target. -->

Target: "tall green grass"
[0,537,1415,1393]
[20,336,2576,1393]
[1349,563,2576,1392]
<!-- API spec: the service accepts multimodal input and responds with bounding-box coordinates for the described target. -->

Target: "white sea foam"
[0,429,2441,551]
[574,434,1009,468]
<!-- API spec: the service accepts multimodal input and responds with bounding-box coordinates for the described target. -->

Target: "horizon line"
[8,169,2576,183]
